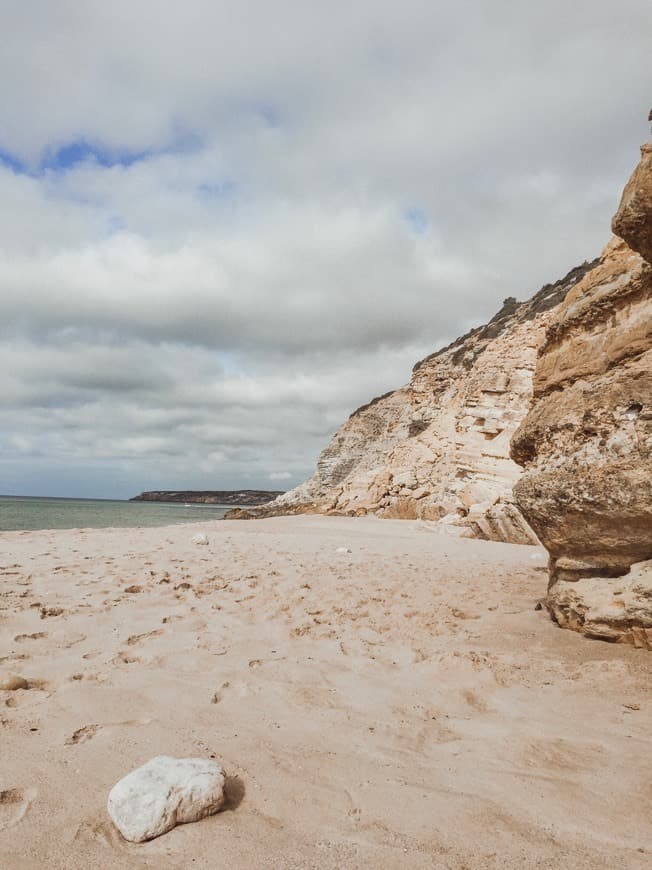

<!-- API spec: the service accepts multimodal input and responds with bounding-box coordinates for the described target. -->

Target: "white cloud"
[0,1,650,497]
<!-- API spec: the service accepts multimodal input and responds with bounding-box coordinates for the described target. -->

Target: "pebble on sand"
[192,533,209,546]
[335,547,352,554]
[108,756,226,843]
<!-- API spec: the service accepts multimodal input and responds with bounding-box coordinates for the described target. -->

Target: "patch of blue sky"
[404,207,430,235]
[0,128,204,178]
[0,148,27,174]
[40,140,150,171]
[0,140,149,176]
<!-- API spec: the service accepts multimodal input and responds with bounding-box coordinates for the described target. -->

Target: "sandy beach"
[0,515,650,869]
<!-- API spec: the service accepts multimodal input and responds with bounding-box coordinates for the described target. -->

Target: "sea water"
[0,494,234,532]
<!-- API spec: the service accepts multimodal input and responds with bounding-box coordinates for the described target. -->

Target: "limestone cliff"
[511,143,652,648]
[261,261,596,543]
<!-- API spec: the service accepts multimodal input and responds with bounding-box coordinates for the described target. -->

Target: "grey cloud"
[0,1,650,497]
[0,211,484,353]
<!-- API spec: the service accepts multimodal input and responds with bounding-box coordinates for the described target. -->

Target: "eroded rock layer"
[265,262,597,543]
[511,144,652,648]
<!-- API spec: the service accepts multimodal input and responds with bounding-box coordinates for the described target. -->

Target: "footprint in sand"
[66,724,99,744]
[65,718,152,745]
[46,631,87,650]
[13,632,47,643]
[0,787,37,830]
[126,629,163,646]
[73,817,137,854]
[462,689,490,713]
[211,681,231,704]
[0,654,30,667]
[112,652,142,665]
[0,675,47,692]
[39,606,65,619]
[347,806,362,824]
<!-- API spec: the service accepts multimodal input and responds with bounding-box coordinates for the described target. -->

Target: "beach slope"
[1,517,650,868]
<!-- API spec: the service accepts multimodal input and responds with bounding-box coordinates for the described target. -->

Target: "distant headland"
[129,490,285,505]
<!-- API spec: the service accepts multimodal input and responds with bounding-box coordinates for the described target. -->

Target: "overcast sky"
[1,1,650,499]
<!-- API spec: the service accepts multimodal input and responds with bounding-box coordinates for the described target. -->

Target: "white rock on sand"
[107,756,226,842]
[192,533,209,545]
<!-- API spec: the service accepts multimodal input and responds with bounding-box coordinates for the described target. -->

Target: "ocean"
[0,494,235,532]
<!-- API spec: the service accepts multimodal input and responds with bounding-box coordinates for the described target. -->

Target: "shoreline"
[0,495,239,534]
[1,516,650,868]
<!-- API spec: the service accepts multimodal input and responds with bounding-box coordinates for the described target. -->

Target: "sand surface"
[0,516,650,869]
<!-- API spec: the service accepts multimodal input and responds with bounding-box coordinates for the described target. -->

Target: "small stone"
[108,756,226,843]
[0,675,29,691]
[335,547,352,555]
[192,534,209,546]
[124,585,143,594]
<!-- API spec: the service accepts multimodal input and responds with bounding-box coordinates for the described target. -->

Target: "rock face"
[612,143,652,263]
[511,144,652,648]
[263,262,597,543]
[107,756,226,843]
[547,560,652,648]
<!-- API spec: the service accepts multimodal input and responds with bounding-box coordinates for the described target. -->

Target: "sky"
[1,1,650,499]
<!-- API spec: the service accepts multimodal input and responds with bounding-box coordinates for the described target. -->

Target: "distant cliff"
[130,490,284,505]
[246,260,597,543]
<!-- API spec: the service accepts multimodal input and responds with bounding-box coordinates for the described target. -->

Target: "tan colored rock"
[266,262,597,543]
[547,561,652,650]
[612,142,652,263]
[511,144,652,646]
